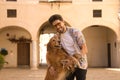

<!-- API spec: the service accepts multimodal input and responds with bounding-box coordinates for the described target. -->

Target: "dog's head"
[47,34,61,51]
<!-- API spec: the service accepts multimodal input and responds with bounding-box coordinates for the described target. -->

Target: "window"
[39,0,72,3]
[92,0,102,1]
[7,9,17,18]
[93,10,102,18]
[6,0,17,1]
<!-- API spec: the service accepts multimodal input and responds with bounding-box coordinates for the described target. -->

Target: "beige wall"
[0,0,119,37]
[0,0,120,68]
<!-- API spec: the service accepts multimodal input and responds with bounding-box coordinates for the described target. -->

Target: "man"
[48,14,88,80]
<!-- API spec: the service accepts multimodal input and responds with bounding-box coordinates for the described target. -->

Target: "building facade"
[0,0,120,69]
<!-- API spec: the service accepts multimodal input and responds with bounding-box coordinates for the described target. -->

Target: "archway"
[0,26,32,67]
[38,21,56,65]
[82,25,117,68]
[38,21,71,66]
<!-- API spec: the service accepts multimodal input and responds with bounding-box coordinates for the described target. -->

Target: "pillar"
[30,40,38,70]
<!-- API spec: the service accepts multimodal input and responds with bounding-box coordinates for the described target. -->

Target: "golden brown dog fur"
[44,34,80,80]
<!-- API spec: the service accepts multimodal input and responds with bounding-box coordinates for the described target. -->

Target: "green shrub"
[0,54,4,70]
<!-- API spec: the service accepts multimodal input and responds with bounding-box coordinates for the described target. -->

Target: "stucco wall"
[0,0,120,68]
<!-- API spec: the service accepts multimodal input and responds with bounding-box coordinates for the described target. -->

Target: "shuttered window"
[92,0,102,1]
[93,10,102,18]
[7,9,17,18]
[6,0,17,1]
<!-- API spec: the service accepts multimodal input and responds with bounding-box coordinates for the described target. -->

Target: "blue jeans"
[66,68,87,80]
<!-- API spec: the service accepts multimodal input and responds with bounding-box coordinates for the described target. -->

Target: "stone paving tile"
[0,67,120,80]
[87,68,120,80]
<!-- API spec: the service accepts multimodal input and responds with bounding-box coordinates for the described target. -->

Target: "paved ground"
[0,67,120,80]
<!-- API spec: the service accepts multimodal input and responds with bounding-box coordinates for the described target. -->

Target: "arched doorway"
[0,26,31,67]
[39,21,71,66]
[39,22,56,65]
[82,25,117,68]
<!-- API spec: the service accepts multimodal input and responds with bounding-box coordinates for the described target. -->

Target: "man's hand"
[61,59,74,70]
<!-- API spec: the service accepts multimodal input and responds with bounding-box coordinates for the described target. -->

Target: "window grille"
[7,9,17,18]
[93,10,102,18]
[6,0,17,1]
[92,0,102,1]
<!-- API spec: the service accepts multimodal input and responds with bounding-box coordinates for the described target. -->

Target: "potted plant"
[0,54,5,70]
[0,49,8,56]
[0,49,8,70]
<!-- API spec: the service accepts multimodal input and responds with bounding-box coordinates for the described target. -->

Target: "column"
[117,40,120,68]
[31,40,38,70]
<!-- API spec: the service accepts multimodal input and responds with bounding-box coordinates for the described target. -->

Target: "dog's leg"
[56,70,67,80]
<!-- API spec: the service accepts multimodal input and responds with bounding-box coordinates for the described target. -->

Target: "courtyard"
[0,67,120,80]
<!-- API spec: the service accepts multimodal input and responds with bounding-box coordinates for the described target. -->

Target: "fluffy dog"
[44,34,80,80]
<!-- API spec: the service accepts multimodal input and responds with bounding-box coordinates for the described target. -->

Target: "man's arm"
[74,30,88,55]
[80,43,88,55]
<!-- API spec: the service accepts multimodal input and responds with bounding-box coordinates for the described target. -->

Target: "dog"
[44,34,80,80]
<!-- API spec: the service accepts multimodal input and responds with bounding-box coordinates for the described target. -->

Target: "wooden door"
[107,43,111,67]
[17,43,30,66]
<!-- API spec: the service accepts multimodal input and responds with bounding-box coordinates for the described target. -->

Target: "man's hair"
[48,14,63,25]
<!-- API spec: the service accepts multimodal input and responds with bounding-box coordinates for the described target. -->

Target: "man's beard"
[57,28,64,33]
